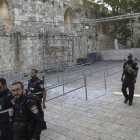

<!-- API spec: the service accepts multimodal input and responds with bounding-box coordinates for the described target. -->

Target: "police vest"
[0,95,10,124]
[28,79,43,98]
[13,98,33,137]
[124,62,136,76]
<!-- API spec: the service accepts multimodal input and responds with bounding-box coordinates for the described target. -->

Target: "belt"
[29,92,42,95]
[35,92,42,95]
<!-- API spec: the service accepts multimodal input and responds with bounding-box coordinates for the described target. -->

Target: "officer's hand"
[133,79,136,84]
[121,77,123,82]
[43,102,46,109]
[9,108,14,116]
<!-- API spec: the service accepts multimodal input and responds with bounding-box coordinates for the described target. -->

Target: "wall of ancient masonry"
[0,0,113,72]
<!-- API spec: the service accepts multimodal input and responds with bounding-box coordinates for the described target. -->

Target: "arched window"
[64,7,75,31]
[0,0,11,23]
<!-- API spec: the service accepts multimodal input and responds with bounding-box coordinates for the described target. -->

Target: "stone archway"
[0,0,13,23]
[64,7,75,31]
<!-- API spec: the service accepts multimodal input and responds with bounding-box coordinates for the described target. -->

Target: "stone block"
[13,8,19,15]
[14,4,23,9]
[15,16,28,21]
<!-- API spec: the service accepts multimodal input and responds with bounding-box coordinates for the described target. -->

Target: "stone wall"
[0,0,113,72]
[101,49,140,60]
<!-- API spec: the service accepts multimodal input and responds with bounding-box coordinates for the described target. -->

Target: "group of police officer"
[0,53,139,140]
[0,69,47,140]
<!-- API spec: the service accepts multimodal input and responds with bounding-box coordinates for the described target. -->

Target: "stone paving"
[41,60,140,140]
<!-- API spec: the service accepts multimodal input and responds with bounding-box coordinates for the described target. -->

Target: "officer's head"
[128,53,133,61]
[0,78,7,93]
[11,81,24,99]
[31,69,38,79]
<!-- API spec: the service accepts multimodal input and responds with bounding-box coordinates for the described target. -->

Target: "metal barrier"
[1,60,124,102]
[0,62,86,84]
[45,62,123,102]
[46,76,88,101]
[45,62,93,88]
[45,62,105,87]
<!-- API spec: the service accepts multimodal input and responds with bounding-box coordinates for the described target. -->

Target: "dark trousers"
[14,135,40,140]
[121,77,135,102]
[0,124,12,140]
[36,96,44,117]
[37,97,47,129]
[13,135,26,140]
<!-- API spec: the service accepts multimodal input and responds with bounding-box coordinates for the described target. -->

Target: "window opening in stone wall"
[0,0,11,22]
[64,7,75,31]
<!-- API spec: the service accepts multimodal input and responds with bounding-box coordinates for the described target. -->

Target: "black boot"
[129,101,132,106]
[124,98,128,103]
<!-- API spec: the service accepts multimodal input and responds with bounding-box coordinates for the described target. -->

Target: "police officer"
[11,81,46,140]
[28,69,46,110]
[121,53,139,106]
[0,78,15,140]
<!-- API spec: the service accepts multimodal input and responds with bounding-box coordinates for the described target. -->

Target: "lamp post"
[84,23,89,57]
[41,27,45,73]
[31,38,34,68]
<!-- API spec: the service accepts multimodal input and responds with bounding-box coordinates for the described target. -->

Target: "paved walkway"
[41,60,140,140]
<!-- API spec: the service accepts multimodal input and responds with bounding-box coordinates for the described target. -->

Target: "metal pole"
[62,75,65,95]
[31,38,34,68]
[22,71,24,84]
[106,63,108,78]
[72,36,74,62]
[57,74,59,84]
[83,23,86,57]
[42,76,45,82]
[43,42,45,74]
[82,64,84,75]
[91,67,93,76]
[84,76,88,100]
[57,62,59,74]
[104,71,106,90]
[11,70,13,84]
[2,71,3,78]
[66,67,68,84]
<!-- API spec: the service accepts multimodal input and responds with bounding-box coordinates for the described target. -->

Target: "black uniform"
[13,95,46,140]
[0,88,15,140]
[28,77,45,99]
[122,60,139,102]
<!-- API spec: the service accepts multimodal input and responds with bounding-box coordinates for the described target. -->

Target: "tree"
[87,0,94,3]
[103,0,140,48]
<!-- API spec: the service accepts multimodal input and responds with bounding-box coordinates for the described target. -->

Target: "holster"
[9,116,13,134]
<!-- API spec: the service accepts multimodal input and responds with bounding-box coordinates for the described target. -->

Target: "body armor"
[28,79,43,98]
[124,62,136,76]
[28,80,38,93]
[13,97,33,137]
[126,65,136,75]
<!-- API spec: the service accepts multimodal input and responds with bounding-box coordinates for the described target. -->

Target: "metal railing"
[46,76,88,101]
[0,60,124,102]
[0,62,86,86]
[44,61,124,101]
[44,62,108,89]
